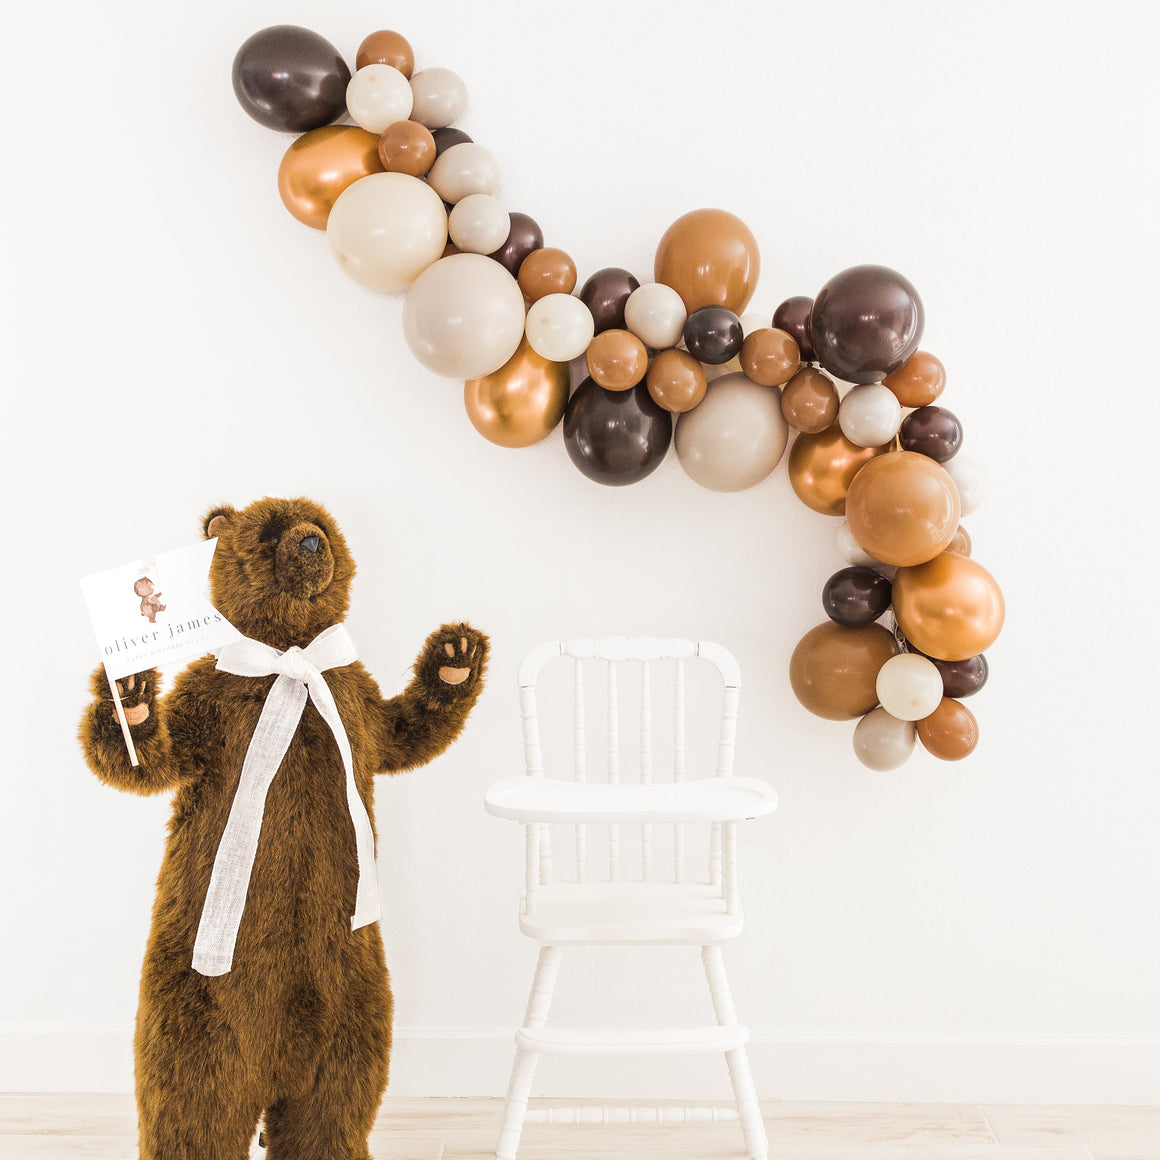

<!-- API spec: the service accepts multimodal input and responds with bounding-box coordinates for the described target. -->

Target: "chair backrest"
[518,637,741,887]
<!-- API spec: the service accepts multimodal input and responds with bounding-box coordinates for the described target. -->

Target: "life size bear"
[79,496,488,1160]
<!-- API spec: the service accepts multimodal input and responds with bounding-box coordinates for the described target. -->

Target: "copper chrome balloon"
[787,427,885,516]
[654,208,760,314]
[893,552,1005,662]
[463,337,569,448]
[277,126,385,229]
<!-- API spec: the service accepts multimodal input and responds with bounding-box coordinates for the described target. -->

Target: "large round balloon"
[654,208,760,314]
[809,264,924,384]
[845,451,961,567]
[463,337,569,447]
[233,26,351,133]
[893,552,1005,662]
[787,426,885,516]
[402,253,526,379]
[789,622,899,721]
[563,379,672,486]
[277,126,384,229]
[674,372,789,492]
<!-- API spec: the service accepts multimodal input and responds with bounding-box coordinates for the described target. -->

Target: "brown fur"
[78,497,488,1160]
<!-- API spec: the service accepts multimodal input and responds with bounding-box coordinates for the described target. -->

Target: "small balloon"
[525,293,595,363]
[781,367,839,434]
[409,67,467,129]
[646,349,708,414]
[853,708,916,771]
[278,126,384,229]
[836,520,882,568]
[624,282,687,350]
[928,653,988,698]
[489,212,544,277]
[579,268,641,334]
[654,208,760,314]
[683,306,744,365]
[822,566,892,627]
[346,64,413,134]
[377,120,436,176]
[448,194,510,255]
[518,247,578,301]
[838,383,903,448]
[875,653,945,721]
[946,526,972,556]
[586,330,649,391]
[232,26,351,133]
[884,350,946,407]
[431,127,472,157]
[900,405,963,462]
[740,327,800,386]
[944,454,984,516]
[426,142,500,204]
[917,697,979,760]
[356,29,415,76]
[789,622,899,721]
[772,295,815,360]
[563,379,672,486]
[787,427,885,516]
[464,337,569,448]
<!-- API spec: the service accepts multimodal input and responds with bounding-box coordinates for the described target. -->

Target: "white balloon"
[402,253,526,379]
[345,64,414,133]
[427,143,500,204]
[875,653,945,722]
[327,172,447,292]
[944,453,984,515]
[409,67,468,129]
[836,520,880,567]
[624,283,687,350]
[448,194,510,254]
[839,382,903,447]
[853,708,916,771]
[525,293,595,363]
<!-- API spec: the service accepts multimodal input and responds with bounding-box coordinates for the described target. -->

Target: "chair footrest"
[525,1104,739,1124]
[515,1024,749,1056]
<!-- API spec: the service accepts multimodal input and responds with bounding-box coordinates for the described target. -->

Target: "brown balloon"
[377,120,437,176]
[646,349,707,413]
[740,328,801,387]
[518,247,578,301]
[586,329,649,391]
[489,212,544,277]
[277,126,385,229]
[787,426,885,516]
[893,552,1005,662]
[463,337,570,448]
[845,451,961,567]
[884,350,946,407]
[654,208,760,314]
[356,29,415,76]
[781,367,839,434]
[917,697,979,760]
[789,622,899,721]
[947,525,972,556]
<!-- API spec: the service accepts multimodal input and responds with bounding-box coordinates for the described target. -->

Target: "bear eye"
[259,519,283,547]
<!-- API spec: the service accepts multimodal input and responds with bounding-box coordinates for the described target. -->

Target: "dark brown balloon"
[822,566,893,627]
[646,349,708,413]
[740,328,800,386]
[884,350,946,407]
[683,306,743,365]
[809,265,924,384]
[355,29,415,76]
[789,622,899,721]
[586,330,649,391]
[773,296,815,360]
[377,120,437,176]
[781,367,839,433]
[489,212,544,277]
[563,379,672,486]
[927,653,988,698]
[787,426,884,515]
[900,405,963,463]
[917,697,979,760]
[232,26,351,133]
[579,267,641,334]
[431,127,473,158]
[517,247,577,301]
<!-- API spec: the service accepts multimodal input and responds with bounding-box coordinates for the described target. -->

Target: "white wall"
[2,0,1158,1103]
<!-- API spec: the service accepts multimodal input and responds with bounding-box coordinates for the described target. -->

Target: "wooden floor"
[2,1094,1158,1159]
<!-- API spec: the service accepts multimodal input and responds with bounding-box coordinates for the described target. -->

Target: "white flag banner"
[81,539,243,680]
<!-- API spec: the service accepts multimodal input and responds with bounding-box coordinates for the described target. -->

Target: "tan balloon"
[740,327,800,386]
[517,247,577,301]
[586,329,649,390]
[893,552,1005,662]
[356,29,415,76]
[845,451,961,567]
[789,622,899,721]
[884,350,946,407]
[277,126,385,230]
[653,208,760,314]
[646,348,707,413]
[947,525,972,556]
[464,337,569,448]
[787,426,885,516]
[377,120,436,177]
[917,697,979,760]
[781,367,839,433]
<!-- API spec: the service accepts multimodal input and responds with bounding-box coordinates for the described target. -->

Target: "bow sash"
[191,623,380,976]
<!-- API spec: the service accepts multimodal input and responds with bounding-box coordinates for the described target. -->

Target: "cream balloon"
[402,253,526,379]
[345,64,413,133]
[675,372,789,492]
[447,193,510,254]
[623,282,687,350]
[739,312,769,336]
[409,67,467,128]
[426,142,500,204]
[875,653,945,721]
[836,520,882,568]
[327,172,447,292]
[525,293,595,363]
[944,453,984,515]
[853,708,916,771]
[838,382,903,447]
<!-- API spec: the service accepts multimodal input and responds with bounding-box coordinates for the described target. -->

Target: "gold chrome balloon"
[464,338,570,448]
[278,126,385,229]
[893,552,1005,662]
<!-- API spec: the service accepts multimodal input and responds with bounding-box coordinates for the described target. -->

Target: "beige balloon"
[448,194,510,254]
[853,707,916,770]
[426,142,500,204]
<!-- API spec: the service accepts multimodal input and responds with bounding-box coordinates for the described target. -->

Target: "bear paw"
[418,624,488,706]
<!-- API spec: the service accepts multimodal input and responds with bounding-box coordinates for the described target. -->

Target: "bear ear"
[203,505,236,541]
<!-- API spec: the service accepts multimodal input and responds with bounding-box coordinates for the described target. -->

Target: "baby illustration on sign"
[133,576,166,623]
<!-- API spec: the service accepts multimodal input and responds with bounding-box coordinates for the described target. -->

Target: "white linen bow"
[191,623,380,977]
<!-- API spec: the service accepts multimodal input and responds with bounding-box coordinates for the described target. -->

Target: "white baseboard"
[3,1027,1158,1105]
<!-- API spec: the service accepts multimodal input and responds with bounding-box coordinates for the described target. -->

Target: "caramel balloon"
[377,120,436,176]
[781,367,839,433]
[278,126,385,229]
[518,247,577,301]
[845,451,961,567]
[586,329,648,390]
[884,350,946,407]
[654,208,760,314]
[893,552,1005,662]
[356,29,415,76]
[787,426,885,516]
[947,525,972,556]
[463,337,569,448]
[646,349,707,413]
[917,697,979,760]
[740,327,800,387]
[789,622,899,721]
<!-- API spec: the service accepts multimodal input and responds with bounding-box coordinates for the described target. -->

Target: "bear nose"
[299,535,321,554]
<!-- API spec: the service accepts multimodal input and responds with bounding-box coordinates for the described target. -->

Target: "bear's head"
[133,577,153,596]
[202,497,355,650]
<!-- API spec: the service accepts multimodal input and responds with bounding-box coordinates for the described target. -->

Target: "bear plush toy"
[79,496,488,1160]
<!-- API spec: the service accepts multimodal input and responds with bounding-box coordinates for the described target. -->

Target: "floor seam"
[977,1105,1001,1145]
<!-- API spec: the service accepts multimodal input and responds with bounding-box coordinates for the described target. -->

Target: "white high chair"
[484,637,778,1160]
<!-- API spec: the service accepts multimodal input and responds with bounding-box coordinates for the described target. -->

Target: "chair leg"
[496,945,562,1160]
[702,944,768,1160]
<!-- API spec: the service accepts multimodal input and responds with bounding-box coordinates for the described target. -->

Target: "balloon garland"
[231,24,1005,771]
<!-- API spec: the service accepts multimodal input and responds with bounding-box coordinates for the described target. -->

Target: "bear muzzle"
[275,522,335,599]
